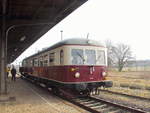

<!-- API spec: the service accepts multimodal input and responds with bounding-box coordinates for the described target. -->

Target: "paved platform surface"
[0,77,88,113]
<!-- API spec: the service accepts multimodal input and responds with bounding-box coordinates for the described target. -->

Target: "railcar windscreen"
[71,48,106,65]
[85,50,96,65]
[71,49,84,65]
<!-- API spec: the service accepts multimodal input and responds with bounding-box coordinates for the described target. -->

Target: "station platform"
[0,76,87,113]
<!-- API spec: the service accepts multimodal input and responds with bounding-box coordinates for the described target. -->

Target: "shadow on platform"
[0,77,87,113]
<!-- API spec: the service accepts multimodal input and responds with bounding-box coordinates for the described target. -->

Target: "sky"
[14,0,150,64]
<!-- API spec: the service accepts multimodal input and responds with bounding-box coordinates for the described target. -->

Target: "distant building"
[109,60,150,71]
[125,60,150,67]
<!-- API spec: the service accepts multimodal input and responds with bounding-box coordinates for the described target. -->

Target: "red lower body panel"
[21,65,106,83]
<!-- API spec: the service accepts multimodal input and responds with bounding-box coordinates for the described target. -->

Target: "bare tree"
[105,40,133,72]
[111,43,132,72]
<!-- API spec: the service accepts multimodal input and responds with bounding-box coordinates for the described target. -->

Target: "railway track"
[69,96,147,113]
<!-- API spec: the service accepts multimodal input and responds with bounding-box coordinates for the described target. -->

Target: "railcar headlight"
[75,72,80,78]
[102,72,107,77]
[71,68,75,71]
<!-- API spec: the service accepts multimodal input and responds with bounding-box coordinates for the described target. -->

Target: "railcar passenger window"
[30,60,33,66]
[26,60,29,66]
[71,49,84,65]
[44,60,48,66]
[49,53,55,65]
[39,56,43,66]
[40,61,43,66]
[97,50,105,65]
[22,60,26,67]
[34,58,38,66]
[44,55,48,66]
[85,50,96,65]
[60,50,64,65]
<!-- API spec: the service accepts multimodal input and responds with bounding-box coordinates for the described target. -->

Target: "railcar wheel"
[52,87,60,95]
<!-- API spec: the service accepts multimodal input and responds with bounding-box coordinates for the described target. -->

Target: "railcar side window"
[22,60,26,67]
[97,50,105,65]
[39,56,43,66]
[44,60,48,66]
[60,50,64,65]
[49,52,55,65]
[85,50,96,65]
[30,60,33,66]
[26,60,29,66]
[34,58,38,66]
[71,49,84,65]
[43,54,48,66]
[40,61,43,66]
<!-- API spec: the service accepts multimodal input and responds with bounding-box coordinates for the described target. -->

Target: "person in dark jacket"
[11,67,16,81]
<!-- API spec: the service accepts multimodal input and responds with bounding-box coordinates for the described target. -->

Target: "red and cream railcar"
[20,38,112,93]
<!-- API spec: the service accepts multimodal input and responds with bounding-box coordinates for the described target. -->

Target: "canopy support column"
[0,0,7,95]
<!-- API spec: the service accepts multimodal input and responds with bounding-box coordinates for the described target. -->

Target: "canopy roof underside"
[0,0,87,63]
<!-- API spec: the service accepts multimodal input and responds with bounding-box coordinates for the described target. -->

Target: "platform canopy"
[0,0,87,63]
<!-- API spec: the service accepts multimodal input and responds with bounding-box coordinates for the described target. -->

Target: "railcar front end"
[63,45,113,92]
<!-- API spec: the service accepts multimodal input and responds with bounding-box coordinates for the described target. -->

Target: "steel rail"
[69,96,147,113]
[89,96,147,113]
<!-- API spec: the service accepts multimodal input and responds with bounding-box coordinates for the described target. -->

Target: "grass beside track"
[105,71,150,98]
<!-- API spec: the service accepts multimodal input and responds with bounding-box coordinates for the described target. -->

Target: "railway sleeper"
[87,103,103,108]
[109,109,123,113]
[84,101,96,107]
[100,106,120,113]
[88,104,108,110]
[73,98,91,102]
[90,104,105,109]
[80,100,95,104]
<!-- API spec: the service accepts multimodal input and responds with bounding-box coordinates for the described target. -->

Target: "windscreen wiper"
[76,51,85,62]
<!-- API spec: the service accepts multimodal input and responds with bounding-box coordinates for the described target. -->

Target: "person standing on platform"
[11,66,16,81]
[6,67,10,78]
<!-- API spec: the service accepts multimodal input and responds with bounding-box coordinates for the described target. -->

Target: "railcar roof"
[50,38,103,48]
[24,38,104,60]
